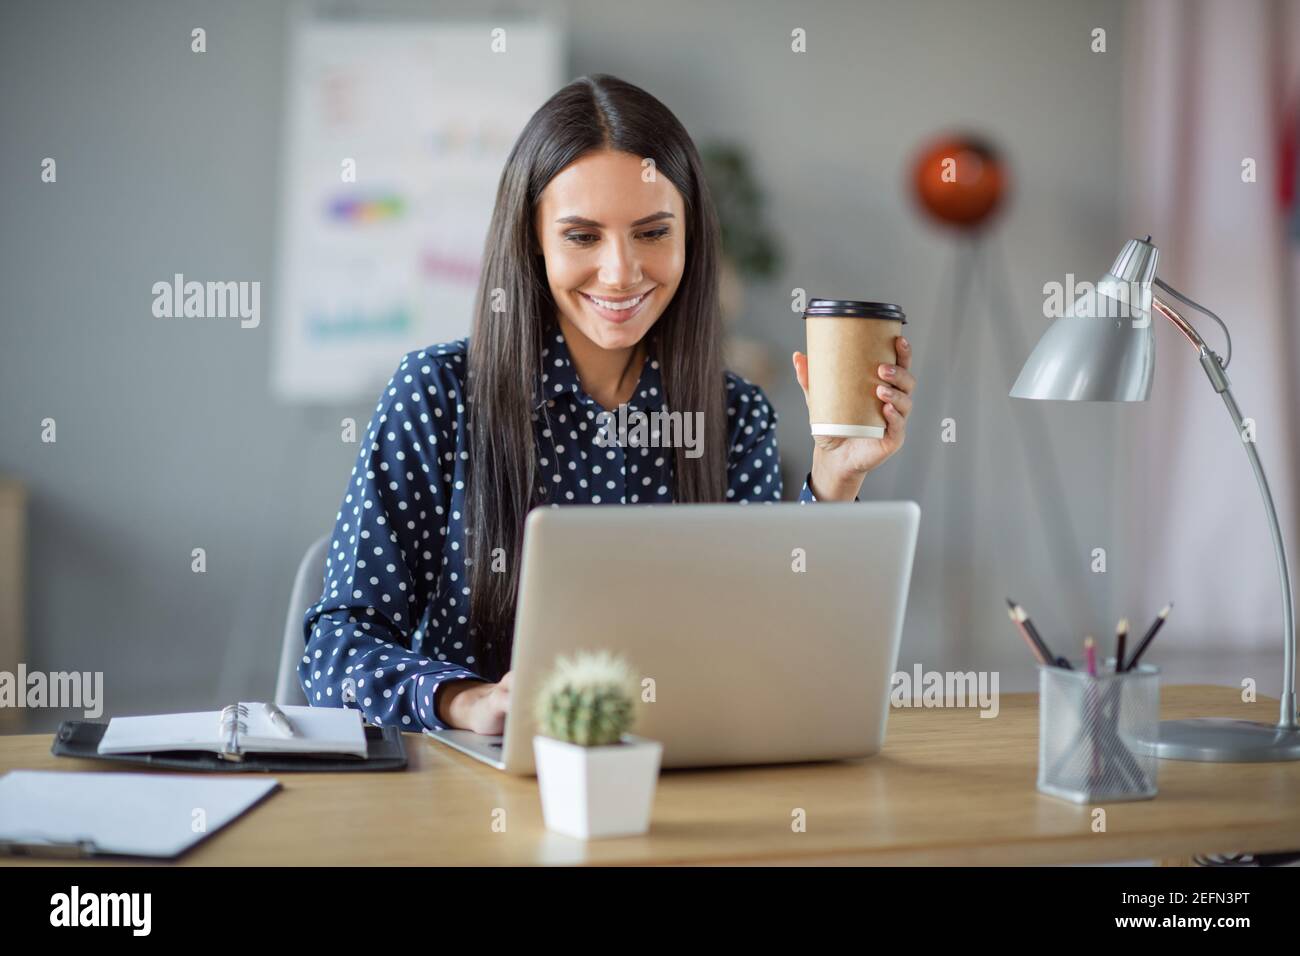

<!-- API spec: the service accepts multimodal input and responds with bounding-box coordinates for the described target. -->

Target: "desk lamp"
[1010,236,1299,761]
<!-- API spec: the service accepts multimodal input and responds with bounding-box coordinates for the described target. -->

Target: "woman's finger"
[881,364,916,395]
[883,401,906,441]
[895,335,912,370]
[877,384,911,417]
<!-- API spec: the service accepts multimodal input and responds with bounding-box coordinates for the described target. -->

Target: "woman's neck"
[555,315,647,412]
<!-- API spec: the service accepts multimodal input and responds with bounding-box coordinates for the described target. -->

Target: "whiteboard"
[271,14,563,402]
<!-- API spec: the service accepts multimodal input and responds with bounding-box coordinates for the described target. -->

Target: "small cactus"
[534,650,638,747]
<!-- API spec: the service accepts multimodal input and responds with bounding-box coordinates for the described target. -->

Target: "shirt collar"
[532,322,666,413]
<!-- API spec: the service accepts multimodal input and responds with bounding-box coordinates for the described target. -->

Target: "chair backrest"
[276,533,331,706]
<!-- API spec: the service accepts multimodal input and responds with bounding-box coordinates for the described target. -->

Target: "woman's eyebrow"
[555,211,676,227]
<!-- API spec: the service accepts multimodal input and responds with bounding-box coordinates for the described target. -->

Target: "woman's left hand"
[791,335,915,492]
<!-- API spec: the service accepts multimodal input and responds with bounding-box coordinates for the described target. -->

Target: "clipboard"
[0,770,281,859]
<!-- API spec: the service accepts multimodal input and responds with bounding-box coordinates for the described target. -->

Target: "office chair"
[276,534,330,706]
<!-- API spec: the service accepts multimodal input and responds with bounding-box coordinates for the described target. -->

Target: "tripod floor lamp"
[1010,236,1299,762]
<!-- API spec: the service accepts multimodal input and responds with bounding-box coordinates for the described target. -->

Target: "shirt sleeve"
[797,472,818,504]
[724,377,783,503]
[796,471,860,504]
[299,351,485,732]
[723,376,861,504]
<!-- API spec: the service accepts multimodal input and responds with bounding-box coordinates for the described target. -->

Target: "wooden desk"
[2,685,1297,866]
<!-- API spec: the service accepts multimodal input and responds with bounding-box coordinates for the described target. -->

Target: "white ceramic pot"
[533,733,663,839]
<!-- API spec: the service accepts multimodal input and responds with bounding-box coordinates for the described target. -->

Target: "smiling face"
[533,149,687,352]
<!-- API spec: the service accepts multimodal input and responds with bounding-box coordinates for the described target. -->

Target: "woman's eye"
[563,227,670,246]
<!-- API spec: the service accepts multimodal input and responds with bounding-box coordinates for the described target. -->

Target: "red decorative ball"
[911,135,1007,230]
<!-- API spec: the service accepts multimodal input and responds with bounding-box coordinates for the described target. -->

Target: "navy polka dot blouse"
[300,323,843,731]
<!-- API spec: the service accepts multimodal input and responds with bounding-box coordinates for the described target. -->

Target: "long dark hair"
[464,74,727,681]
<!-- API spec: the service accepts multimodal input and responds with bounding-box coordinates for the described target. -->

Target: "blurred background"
[2,0,1299,731]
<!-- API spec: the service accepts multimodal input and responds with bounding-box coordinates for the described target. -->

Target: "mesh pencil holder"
[1037,661,1159,804]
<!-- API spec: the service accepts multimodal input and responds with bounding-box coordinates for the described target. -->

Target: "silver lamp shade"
[1009,238,1159,401]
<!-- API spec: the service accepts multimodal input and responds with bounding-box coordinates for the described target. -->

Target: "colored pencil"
[1008,598,1060,665]
[1007,598,1069,669]
[1125,603,1172,672]
[1007,607,1049,665]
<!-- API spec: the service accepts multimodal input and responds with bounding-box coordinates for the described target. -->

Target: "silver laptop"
[425,500,920,775]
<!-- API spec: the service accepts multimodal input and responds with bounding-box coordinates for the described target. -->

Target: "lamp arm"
[1153,277,1233,368]
[1151,294,1207,352]
[1152,293,1297,730]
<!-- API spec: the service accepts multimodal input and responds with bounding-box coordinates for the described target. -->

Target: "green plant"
[700,142,783,279]
[534,650,639,747]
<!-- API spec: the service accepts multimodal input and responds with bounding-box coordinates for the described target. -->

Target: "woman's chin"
[568,313,656,351]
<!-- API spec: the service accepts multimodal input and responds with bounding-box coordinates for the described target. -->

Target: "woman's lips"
[579,288,654,323]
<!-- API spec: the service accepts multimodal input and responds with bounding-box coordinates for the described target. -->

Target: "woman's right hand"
[437,672,513,734]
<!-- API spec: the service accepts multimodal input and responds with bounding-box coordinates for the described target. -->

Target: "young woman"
[300,74,915,735]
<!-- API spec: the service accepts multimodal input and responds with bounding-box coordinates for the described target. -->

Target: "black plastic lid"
[802,298,906,323]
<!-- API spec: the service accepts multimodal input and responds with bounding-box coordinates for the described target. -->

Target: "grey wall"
[1,0,1129,731]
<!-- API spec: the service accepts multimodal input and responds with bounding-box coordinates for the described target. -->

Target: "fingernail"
[877,385,891,398]
[900,337,910,349]
[881,365,895,378]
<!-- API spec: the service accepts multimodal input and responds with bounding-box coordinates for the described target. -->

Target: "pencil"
[1125,603,1172,672]
[1115,618,1128,674]
[1084,635,1100,784]
[1007,598,1070,669]
[1007,607,1049,665]
[1006,598,1057,667]
[1023,608,1069,668]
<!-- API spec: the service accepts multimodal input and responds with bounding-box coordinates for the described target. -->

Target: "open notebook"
[97,702,368,761]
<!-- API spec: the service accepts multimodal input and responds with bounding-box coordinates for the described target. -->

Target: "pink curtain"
[1122,0,1300,661]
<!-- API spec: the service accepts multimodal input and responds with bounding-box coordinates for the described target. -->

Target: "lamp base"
[1137,718,1300,762]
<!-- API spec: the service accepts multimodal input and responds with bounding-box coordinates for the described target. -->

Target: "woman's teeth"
[586,292,647,311]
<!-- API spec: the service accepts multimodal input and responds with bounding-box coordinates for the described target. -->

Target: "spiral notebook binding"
[218,703,249,762]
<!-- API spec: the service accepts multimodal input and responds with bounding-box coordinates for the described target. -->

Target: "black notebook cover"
[51,719,408,772]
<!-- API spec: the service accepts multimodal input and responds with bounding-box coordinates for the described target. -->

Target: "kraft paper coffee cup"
[802,299,907,439]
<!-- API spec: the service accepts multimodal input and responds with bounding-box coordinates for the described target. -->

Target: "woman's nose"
[598,237,641,288]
